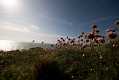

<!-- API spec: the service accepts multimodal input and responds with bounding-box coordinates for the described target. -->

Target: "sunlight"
[0,0,18,8]
[0,40,14,51]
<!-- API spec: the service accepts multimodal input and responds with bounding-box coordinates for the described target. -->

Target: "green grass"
[0,41,119,80]
[0,47,45,80]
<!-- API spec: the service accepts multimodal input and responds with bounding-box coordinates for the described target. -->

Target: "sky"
[0,0,119,43]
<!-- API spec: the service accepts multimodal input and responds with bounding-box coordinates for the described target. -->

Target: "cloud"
[0,22,39,32]
[0,21,58,43]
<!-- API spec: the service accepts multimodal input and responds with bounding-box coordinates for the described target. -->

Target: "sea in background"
[0,40,54,51]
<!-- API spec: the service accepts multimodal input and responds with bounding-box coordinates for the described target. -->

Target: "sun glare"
[0,40,13,51]
[0,0,18,9]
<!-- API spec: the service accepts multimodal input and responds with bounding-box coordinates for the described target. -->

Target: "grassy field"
[0,40,119,80]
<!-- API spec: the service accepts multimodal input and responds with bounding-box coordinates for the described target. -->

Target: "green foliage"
[0,47,46,80]
[0,41,119,80]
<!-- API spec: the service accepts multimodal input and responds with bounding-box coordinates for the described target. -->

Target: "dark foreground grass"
[0,42,119,80]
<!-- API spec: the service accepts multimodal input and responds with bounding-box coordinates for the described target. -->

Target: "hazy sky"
[0,0,119,43]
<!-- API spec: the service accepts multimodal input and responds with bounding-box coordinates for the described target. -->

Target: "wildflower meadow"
[0,20,119,80]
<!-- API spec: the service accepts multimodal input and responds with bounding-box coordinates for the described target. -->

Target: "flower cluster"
[56,20,119,48]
